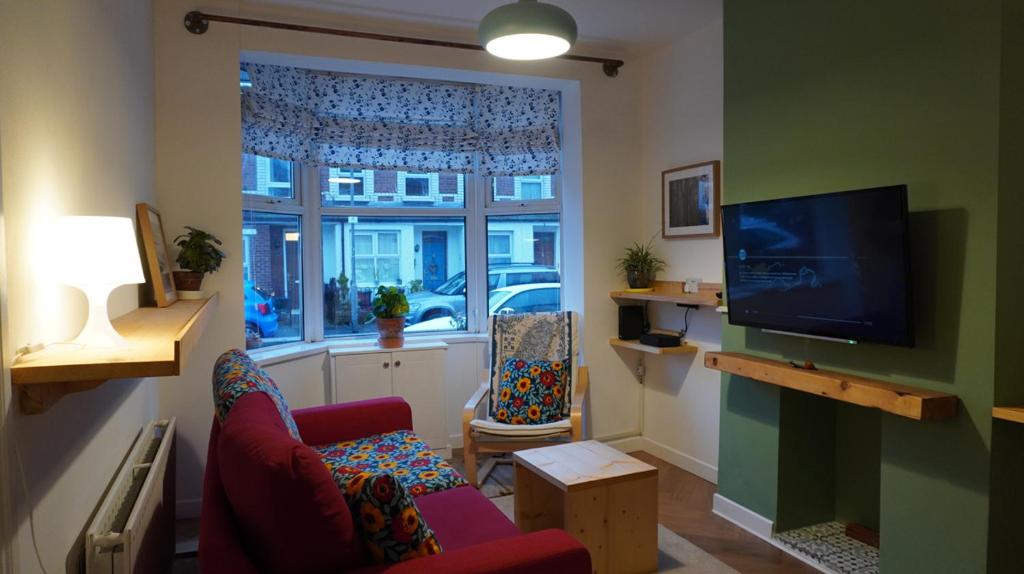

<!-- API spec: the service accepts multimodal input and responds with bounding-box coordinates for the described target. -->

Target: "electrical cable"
[679,306,694,338]
[11,429,50,574]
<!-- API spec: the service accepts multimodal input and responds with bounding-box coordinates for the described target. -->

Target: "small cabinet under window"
[331,342,449,457]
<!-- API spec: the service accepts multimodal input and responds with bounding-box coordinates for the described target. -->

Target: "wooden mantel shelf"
[11,294,218,414]
[704,351,958,421]
[610,280,721,307]
[992,406,1024,424]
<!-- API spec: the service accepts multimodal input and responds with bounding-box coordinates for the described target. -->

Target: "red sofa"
[199,393,591,573]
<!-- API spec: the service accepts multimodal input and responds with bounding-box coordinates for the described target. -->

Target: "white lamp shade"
[52,216,145,287]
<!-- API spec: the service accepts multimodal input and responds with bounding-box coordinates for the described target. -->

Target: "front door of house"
[422,231,447,291]
[533,231,556,267]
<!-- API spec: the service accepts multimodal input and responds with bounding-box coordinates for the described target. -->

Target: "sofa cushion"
[336,470,443,563]
[314,430,467,497]
[495,358,568,425]
[213,348,301,441]
[413,486,521,552]
[218,393,364,573]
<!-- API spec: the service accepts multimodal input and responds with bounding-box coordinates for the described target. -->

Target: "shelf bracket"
[18,380,105,415]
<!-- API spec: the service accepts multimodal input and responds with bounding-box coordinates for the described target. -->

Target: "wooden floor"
[629,451,818,574]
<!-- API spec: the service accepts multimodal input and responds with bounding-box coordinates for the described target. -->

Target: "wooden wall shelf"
[11,294,218,414]
[609,338,698,355]
[992,406,1024,424]
[704,351,958,421]
[609,280,721,307]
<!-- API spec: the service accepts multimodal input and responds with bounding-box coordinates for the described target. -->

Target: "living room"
[0,1,1020,573]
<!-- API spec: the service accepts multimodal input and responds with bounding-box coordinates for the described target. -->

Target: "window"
[322,215,467,336]
[240,67,566,345]
[242,210,303,349]
[487,233,512,265]
[323,169,365,206]
[486,213,561,316]
[489,175,557,204]
[243,153,295,199]
[403,173,431,197]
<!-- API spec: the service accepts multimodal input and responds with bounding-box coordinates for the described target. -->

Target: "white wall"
[0,1,158,572]
[631,13,725,482]
[154,0,644,515]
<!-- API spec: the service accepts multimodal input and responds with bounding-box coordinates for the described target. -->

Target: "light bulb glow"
[329,177,361,184]
[485,33,571,60]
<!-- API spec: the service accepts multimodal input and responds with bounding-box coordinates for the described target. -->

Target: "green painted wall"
[988,1,1024,572]
[721,1,1006,571]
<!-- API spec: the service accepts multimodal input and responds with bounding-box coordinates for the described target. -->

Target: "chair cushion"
[213,348,301,441]
[218,393,364,573]
[495,358,568,424]
[314,430,467,497]
[469,418,572,438]
[488,312,578,420]
[336,471,443,563]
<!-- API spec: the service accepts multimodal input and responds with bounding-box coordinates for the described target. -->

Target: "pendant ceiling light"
[479,0,578,61]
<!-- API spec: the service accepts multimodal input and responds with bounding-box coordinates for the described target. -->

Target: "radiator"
[86,418,176,574]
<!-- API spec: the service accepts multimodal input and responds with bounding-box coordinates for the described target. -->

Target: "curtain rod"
[183,11,624,78]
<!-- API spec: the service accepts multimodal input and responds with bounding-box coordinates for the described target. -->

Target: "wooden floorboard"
[628,451,819,574]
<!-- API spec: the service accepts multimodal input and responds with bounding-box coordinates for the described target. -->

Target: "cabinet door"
[334,353,392,404]
[391,349,447,451]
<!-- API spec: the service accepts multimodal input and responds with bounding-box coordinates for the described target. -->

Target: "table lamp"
[52,216,145,348]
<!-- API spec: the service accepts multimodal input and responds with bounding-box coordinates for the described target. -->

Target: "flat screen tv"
[721,185,913,347]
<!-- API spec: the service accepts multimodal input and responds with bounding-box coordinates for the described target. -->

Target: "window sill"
[249,331,488,367]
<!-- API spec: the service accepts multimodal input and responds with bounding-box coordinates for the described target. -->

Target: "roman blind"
[241,63,561,176]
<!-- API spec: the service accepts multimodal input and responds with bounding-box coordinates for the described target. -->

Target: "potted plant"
[616,239,667,290]
[372,285,410,348]
[173,226,225,299]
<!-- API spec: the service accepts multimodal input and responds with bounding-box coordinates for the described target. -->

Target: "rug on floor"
[775,521,879,574]
[489,495,739,574]
[450,454,515,498]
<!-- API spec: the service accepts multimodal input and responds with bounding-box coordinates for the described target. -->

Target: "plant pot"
[626,269,652,289]
[173,271,205,292]
[376,317,406,349]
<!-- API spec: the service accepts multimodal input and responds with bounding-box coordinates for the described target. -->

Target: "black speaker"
[618,306,645,340]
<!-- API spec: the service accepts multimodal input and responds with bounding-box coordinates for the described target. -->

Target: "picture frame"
[136,203,178,307]
[662,160,721,238]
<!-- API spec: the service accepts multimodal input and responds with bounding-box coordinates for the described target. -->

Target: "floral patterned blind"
[241,63,561,176]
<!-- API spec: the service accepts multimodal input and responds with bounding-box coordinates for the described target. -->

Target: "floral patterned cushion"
[494,358,568,425]
[328,469,442,564]
[314,430,467,497]
[212,349,302,442]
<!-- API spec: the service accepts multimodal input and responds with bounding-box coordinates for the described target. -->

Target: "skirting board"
[606,435,718,484]
[712,494,839,574]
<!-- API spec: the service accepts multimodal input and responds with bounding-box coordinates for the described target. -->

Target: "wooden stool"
[513,440,658,574]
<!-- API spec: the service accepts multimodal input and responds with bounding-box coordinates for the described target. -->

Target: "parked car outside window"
[403,264,560,325]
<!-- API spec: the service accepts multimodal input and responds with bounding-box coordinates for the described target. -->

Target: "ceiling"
[242,0,721,56]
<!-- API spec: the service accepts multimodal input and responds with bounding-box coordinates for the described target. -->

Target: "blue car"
[244,281,279,339]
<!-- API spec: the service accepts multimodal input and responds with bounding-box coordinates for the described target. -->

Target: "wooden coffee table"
[513,440,658,574]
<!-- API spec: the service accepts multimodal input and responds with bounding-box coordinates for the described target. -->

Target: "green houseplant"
[372,285,410,348]
[173,226,225,298]
[616,239,667,289]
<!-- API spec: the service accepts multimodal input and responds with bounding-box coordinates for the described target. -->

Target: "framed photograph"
[662,160,721,238]
[136,203,178,307]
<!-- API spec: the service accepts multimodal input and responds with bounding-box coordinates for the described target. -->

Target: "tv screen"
[721,185,913,347]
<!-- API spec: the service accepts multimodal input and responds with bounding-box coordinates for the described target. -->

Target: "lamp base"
[70,284,129,348]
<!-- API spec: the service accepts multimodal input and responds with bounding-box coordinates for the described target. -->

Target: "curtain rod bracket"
[182,11,624,78]
[184,11,209,35]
